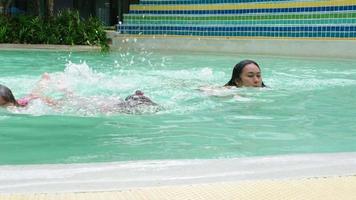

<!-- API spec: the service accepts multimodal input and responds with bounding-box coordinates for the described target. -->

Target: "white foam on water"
[8,99,54,116]
[5,56,354,117]
[2,61,162,116]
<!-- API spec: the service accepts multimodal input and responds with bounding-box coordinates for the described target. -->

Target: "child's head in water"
[113,90,158,114]
[124,90,157,106]
[225,60,266,87]
[0,84,19,107]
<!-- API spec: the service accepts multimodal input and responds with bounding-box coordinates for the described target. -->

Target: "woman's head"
[0,84,18,107]
[225,59,265,87]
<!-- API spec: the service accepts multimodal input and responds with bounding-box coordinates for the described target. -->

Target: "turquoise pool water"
[1,49,356,165]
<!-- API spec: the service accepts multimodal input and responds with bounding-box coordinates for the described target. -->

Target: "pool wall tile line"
[117,0,356,39]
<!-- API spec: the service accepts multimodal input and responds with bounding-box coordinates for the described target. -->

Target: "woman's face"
[235,63,262,87]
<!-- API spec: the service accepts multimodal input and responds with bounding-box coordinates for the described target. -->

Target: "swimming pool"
[1,49,356,165]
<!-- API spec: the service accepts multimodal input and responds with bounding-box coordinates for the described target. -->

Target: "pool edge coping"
[1,152,356,193]
[0,44,101,52]
[108,32,356,59]
[1,175,356,199]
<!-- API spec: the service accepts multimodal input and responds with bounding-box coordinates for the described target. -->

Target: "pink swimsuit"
[17,96,38,106]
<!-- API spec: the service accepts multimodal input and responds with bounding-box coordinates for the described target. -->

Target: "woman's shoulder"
[199,85,236,97]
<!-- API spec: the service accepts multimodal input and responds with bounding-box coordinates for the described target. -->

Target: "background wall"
[118,0,356,39]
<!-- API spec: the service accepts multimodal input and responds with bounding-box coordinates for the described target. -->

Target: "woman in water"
[199,59,266,96]
[225,59,266,88]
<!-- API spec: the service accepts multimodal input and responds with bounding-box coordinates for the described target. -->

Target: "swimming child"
[0,73,57,108]
[1,73,158,115]
[0,83,56,108]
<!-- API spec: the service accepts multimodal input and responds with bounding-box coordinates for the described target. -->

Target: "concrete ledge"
[1,152,356,193]
[1,176,356,200]
[109,33,356,59]
[0,44,101,52]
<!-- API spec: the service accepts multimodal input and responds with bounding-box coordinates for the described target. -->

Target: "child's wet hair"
[0,84,18,106]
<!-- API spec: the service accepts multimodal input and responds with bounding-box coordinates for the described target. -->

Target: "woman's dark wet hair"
[0,84,18,106]
[225,59,266,87]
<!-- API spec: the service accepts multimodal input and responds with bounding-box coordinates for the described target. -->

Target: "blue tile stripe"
[140,0,294,5]
[119,25,356,32]
[129,5,356,15]
[118,24,356,38]
[124,18,356,26]
[119,31,356,38]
